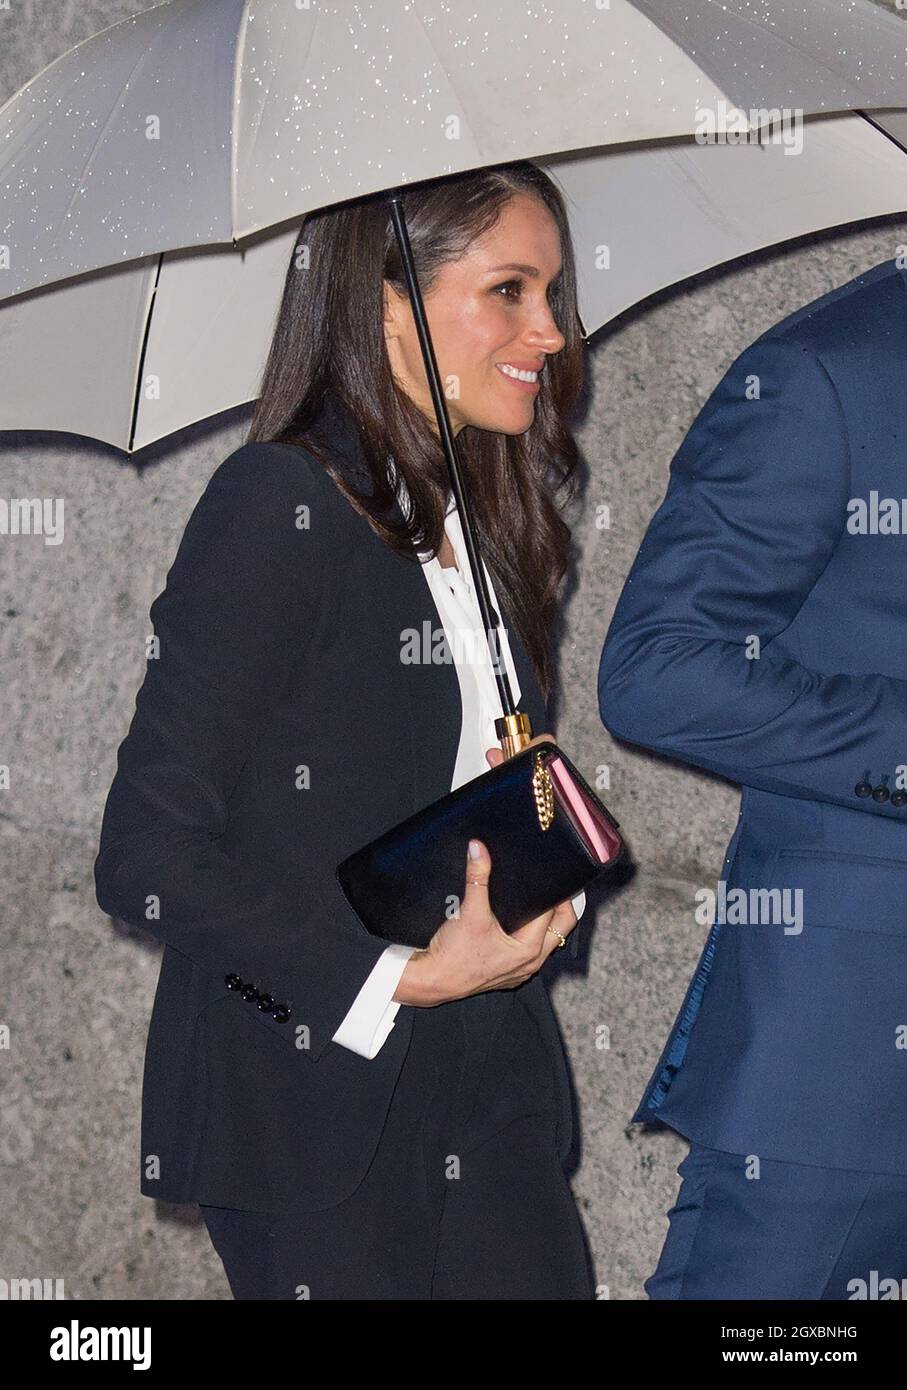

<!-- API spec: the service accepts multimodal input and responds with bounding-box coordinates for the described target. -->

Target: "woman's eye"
[493,278,523,302]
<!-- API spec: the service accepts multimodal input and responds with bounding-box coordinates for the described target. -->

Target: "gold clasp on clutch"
[531,750,555,831]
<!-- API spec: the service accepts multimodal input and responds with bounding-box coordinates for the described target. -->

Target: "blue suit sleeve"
[597,334,907,819]
[93,443,391,1061]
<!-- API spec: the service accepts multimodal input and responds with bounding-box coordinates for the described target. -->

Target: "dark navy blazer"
[94,387,580,1212]
[598,258,907,1176]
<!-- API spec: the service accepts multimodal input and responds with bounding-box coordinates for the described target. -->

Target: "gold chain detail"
[531,750,555,831]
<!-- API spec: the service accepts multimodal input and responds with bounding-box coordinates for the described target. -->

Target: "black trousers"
[200,989,596,1299]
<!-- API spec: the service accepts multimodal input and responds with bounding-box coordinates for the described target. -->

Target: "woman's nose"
[525,313,565,356]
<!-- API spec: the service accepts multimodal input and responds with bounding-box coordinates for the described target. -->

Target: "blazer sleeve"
[93,441,392,1062]
[597,333,907,820]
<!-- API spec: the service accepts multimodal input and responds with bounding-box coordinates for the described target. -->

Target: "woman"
[94,161,596,1300]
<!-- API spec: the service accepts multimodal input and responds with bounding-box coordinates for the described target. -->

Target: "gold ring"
[547,925,567,948]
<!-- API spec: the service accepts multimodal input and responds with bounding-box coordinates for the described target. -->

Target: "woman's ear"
[382,279,404,338]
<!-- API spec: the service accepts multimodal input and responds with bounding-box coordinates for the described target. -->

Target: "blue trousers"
[647,1140,907,1300]
[200,991,595,1300]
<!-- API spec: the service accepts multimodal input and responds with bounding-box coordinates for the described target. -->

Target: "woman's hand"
[393,732,579,1006]
[482,728,558,773]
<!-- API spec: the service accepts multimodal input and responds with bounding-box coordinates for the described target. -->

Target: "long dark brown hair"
[247,161,584,701]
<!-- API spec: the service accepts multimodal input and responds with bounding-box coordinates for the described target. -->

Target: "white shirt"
[331,491,586,1058]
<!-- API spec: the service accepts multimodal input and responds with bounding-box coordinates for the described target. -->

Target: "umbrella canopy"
[1,109,906,451]
[2,0,907,302]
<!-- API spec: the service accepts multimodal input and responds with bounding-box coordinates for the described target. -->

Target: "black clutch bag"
[336,739,624,949]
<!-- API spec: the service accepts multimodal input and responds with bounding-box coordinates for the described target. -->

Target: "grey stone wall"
[2,1,905,1300]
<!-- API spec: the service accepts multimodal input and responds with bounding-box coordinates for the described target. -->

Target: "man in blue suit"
[597,257,907,1300]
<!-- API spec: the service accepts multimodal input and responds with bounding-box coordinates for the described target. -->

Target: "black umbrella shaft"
[387,191,517,719]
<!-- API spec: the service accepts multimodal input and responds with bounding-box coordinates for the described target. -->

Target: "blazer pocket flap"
[769,849,907,936]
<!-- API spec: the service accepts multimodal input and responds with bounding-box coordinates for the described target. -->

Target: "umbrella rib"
[858,108,907,157]
[127,252,163,455]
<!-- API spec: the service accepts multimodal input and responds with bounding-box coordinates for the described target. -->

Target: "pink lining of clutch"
[547,755,621,864]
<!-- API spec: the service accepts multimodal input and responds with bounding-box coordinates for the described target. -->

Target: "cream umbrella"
[2,0,907,450]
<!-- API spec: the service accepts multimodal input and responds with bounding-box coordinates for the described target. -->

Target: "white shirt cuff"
[571,889,586,920]
[331,942,416,1059]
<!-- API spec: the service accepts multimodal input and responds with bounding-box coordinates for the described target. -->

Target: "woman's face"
[383,192,567,437]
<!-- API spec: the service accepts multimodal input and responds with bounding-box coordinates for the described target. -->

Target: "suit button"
[241,984,260,1002]
[872,785,891,802]
[891,791,907,807]
[257,993,275,1012]
[273,1004,291,1023]
[224,974,243,991]
[854,782,873,798]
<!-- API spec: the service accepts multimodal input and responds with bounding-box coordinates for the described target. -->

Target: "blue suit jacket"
[598,258,907,1176]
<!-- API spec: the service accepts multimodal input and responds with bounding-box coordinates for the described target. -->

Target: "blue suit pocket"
[772,849,907,936]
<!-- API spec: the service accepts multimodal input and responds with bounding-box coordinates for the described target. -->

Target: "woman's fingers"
[554,896,578,927]
[509,902,558,956]
[457,835,577,988]
[485,729,557,769]
[462,838,492,907]
[518,896,578,960]
[423,840,579,1003]
[543,897,579,952]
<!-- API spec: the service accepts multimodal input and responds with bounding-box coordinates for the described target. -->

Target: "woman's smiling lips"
[495,360,542,393]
